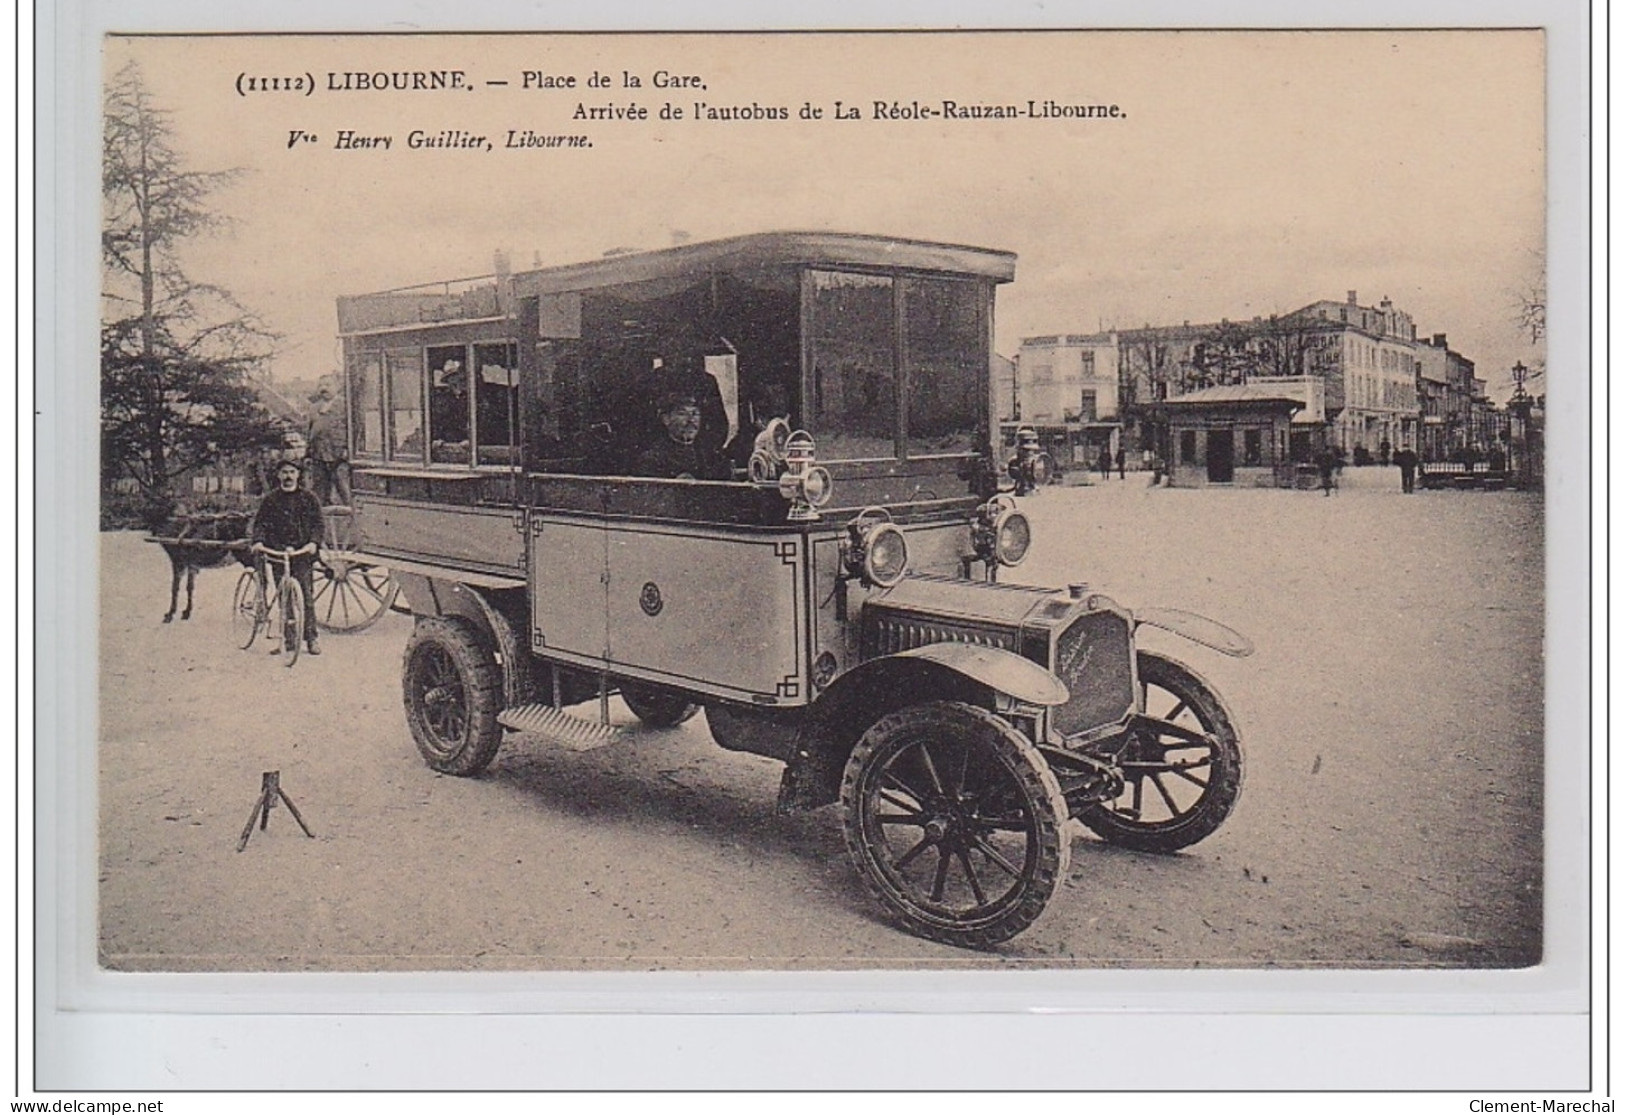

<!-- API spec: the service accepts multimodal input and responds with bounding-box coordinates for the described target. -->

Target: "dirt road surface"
[98,469,1542,970]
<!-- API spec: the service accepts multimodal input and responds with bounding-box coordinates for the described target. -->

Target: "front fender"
[888,643,1069,706]
[1134,606,1255,658]
[777,644,1067,814]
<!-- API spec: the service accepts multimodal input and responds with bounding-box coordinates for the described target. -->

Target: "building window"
[1243,428,1262,466]
[1080,350,1095,377]
[1079,390,1097,423]
[1180,430,1197,464]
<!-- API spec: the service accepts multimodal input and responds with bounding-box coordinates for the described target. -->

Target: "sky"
[104,30,1547,401]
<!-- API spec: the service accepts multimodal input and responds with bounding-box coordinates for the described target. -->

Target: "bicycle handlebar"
[252,543,317,558]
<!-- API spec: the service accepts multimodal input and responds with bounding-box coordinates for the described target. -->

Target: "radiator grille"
[860,598,1136,740]
[863,613,1019,658]
[1051,610,1137,737]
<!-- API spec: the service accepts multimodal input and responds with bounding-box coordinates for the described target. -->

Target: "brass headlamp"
[969,494,1032,582]
[1006,425,1051,495]
[841,507,910,589]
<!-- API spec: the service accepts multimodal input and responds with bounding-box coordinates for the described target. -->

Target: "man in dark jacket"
[1394,446,1419,493]
[252,459,326,654]
[306,386,351,506]
[635,390,731,480]
[648,353,730,460]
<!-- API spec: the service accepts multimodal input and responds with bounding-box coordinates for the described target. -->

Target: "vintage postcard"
[90,28,1558,978]
[26,6,1600,1092]
[85,28,1561,986]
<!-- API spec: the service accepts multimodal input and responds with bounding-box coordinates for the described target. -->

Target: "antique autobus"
[338,232,1250,947]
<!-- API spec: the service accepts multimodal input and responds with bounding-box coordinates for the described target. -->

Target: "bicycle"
[231,544,314,666]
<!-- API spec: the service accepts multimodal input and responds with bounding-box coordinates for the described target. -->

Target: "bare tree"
[102,60,283,525]
[1254,315,1334,378]
[1515,265,1546,345]
[1189,320,1261,388]
[1500,249,1547,398]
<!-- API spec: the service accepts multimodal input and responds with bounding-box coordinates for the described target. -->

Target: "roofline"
[1161,395,1305,409]
[509,231,1017,295]
[338,232,1017,308]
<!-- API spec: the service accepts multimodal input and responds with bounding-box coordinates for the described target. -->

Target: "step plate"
[497,704,623,751]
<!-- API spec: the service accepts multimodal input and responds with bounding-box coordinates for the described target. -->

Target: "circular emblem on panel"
[639,581,663,616]
[813,651,839,691]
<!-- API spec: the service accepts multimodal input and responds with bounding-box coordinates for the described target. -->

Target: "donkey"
[156,511,254,623]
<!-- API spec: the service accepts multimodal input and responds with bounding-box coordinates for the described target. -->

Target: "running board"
[497,703,623,751]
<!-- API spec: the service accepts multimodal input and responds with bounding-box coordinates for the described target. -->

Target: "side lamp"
[1006,425,1051,495]
[777,430,833,522]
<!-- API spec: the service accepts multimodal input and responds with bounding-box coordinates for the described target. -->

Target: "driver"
[250,458,325,656]
[635,389,731,480]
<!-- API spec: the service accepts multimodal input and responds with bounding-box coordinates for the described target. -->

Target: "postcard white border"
[29,0,1600,1094]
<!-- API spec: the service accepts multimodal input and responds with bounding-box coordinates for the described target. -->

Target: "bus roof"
[512,231,1016,294]
[337,231,1015,336]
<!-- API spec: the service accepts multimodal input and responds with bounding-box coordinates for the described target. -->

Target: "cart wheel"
[231,569,263,650]
[277,577,305,667]
[313,556,400,633]
[402,617,503,775]
[619,682,699,727]
[840,700,1070,949]
[1079,652,1243,853]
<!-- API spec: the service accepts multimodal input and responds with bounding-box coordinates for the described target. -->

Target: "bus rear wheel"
[403,617,503,775]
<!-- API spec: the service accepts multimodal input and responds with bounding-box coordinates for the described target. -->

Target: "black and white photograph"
[33,12,1594,1094]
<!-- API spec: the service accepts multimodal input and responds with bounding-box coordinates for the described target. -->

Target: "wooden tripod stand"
[237,770,315,852]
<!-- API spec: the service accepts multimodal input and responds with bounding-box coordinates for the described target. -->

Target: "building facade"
[1023,290,1431,465]
[1010,332,1124,468]
[1291,293,1419,456]
[1414,333,1476,462]
[1161,384,1315,488]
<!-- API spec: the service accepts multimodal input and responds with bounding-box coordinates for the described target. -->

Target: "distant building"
[1161,383,1313,488]
[1024,290,1430,465]
[1469,377,1503,458]
[993,353,1018,426]
[1414,333,1475,462]
[1284,292,1419,456]
[1009,332,1123,469]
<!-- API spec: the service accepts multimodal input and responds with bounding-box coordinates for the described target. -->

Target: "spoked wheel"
[231,570,264,650]
[840,700,1070,949]
[402,617,503,775]
[1079,652,1243,853]
[312,556,400,634]
[276,577,305,667]
[620,682,699,727]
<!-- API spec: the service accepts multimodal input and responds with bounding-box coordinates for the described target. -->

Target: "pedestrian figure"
[1316,446,1338,496]
[1097,445,1112,479]
[1394,447,1418,494]
[1115,446,1125,480]
[306,386,351,507]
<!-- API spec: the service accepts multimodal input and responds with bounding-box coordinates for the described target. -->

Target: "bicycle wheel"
[232,570,264,650]
[278,576,305,667]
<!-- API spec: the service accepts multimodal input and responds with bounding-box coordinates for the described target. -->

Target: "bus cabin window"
[348,351,384,457]
[473,342,520,466]
[386,349,424,463]
[428,345,471,464]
